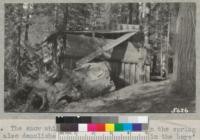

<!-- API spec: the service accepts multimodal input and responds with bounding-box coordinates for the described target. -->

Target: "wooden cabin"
[42,28,150,88]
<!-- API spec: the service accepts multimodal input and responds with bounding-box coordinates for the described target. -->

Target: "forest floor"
[52,79,195,113]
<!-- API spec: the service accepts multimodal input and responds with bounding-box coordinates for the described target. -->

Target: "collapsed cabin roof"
[43,33,112,57]
[43,31,145,61]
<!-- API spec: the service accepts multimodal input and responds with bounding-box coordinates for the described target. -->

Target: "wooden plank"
[76,32,137,67]
[66,29,138,34]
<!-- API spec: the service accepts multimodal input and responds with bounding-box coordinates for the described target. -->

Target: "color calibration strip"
[56,116,148,132]
[56,116,148,124]
[58,123,147,132]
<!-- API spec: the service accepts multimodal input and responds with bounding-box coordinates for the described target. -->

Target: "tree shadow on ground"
[96,88,195,113]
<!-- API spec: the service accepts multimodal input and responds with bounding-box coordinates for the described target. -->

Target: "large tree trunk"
[24,12,30,41]
[16,8,23,84]
[128,3,133,24]
[17,25,21,84]
[135,3,139,24]
[172,3,196,97]
[60,4,68,69]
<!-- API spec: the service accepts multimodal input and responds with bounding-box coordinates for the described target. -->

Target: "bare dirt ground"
[52,79,195,113]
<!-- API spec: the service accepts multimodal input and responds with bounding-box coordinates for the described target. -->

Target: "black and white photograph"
[4,3,196,113]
